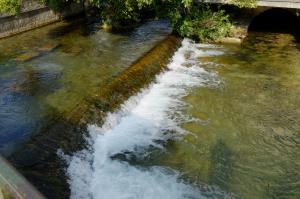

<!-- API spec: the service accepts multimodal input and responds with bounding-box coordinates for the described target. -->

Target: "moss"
[8,36,181,198]
[91,36,181,116]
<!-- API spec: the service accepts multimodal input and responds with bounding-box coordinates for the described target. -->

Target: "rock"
[14,43,60,62]
[68,46,82,55]
[38,43,61,52]
[218,37,242,44]
[15,51,41,62]
[101,23,113,32]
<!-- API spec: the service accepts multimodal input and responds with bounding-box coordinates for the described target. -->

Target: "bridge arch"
[248,8,300,34]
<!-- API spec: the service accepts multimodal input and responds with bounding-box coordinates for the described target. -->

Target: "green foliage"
[178,6,232,41]
[0,0,21,15]
[89,0,154,27]
[89,0,234,41]
[161,1,232,41]
[0,0,81,15]
[230,0,257,8]
[40,0,81,10]
[47,0,62,9]
[0,0,256,41]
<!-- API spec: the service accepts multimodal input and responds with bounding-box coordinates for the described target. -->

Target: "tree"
[0,0,257,41]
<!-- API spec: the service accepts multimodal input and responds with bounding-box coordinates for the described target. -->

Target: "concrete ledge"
[0,1,84,39]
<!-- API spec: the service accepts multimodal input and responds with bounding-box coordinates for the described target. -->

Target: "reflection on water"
[154,32,300,198]
[0,19,171,156]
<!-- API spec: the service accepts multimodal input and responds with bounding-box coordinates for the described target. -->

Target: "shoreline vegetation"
[0,0,256,42]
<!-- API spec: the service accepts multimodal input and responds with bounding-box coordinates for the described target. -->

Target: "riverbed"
[0,18,172,156]
[0,19,299,199]
[0,18,173,198]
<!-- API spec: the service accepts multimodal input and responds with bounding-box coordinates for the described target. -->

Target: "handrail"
[206,0,300,8]
[0,156,45,199]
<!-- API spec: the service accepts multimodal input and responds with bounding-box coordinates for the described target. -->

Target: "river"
[0,18,173,198]
[0,19,299,199]
[65,33,300,199]
[0,18,171,156]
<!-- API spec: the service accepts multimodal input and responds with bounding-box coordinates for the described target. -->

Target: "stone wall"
[0,0,84,39]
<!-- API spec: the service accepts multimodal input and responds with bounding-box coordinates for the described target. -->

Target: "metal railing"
[207,0,300,8]
[0,156,45,199]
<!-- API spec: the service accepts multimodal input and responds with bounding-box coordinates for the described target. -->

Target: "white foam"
[62,39,229,199]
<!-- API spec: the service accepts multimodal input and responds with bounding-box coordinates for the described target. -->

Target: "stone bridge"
[256,0,300,9]
[209,0,300,9]
[208,0,300,38]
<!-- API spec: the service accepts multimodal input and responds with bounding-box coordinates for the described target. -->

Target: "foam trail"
[62,39,229,199]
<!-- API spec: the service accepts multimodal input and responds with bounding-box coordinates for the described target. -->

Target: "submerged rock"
[15,43,60,62]
[15,51,41,62]
[218,37,242,44]
[8,35,182,199]
[64,45,82,55]
[39,43,61,53]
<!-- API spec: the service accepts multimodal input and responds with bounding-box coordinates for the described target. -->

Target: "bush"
[230,0,257,8]
[0,0,255,41]
[89,0,154,28]
[0,0,21,15]
[89,0,232,41]
[176,6,232,42]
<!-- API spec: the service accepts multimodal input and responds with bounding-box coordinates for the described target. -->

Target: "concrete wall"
[0,0,84,39]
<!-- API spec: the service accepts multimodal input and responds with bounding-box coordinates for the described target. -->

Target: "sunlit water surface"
[0,19,172,156]
[65,33,300,199]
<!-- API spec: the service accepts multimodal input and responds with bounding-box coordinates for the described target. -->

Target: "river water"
[0,19,299,199]
[0,19,172,156]
[65,33,300,199]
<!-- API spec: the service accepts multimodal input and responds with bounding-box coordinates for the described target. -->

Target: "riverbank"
[0,0,84,39]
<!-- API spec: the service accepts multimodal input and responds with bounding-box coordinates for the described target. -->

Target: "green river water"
[0,19,171,156]
[0,19,299,199]
[157,33,300,198]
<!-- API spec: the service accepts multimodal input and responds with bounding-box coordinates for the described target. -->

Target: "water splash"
[62,39,229,199]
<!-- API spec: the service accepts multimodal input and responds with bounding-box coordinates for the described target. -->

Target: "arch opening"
[248,8,300,35]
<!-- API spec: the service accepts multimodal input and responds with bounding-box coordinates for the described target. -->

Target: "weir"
[0,2,299,199]
[6,35,181,199]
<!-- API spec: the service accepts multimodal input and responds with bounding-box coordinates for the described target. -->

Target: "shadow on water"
[248,8,300,41]
[267,162,300,198]
[240,32,298,77]
[265,131,300,198]
[8,111,88,198]
[208,140,234,190]
[46,15,101,39]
